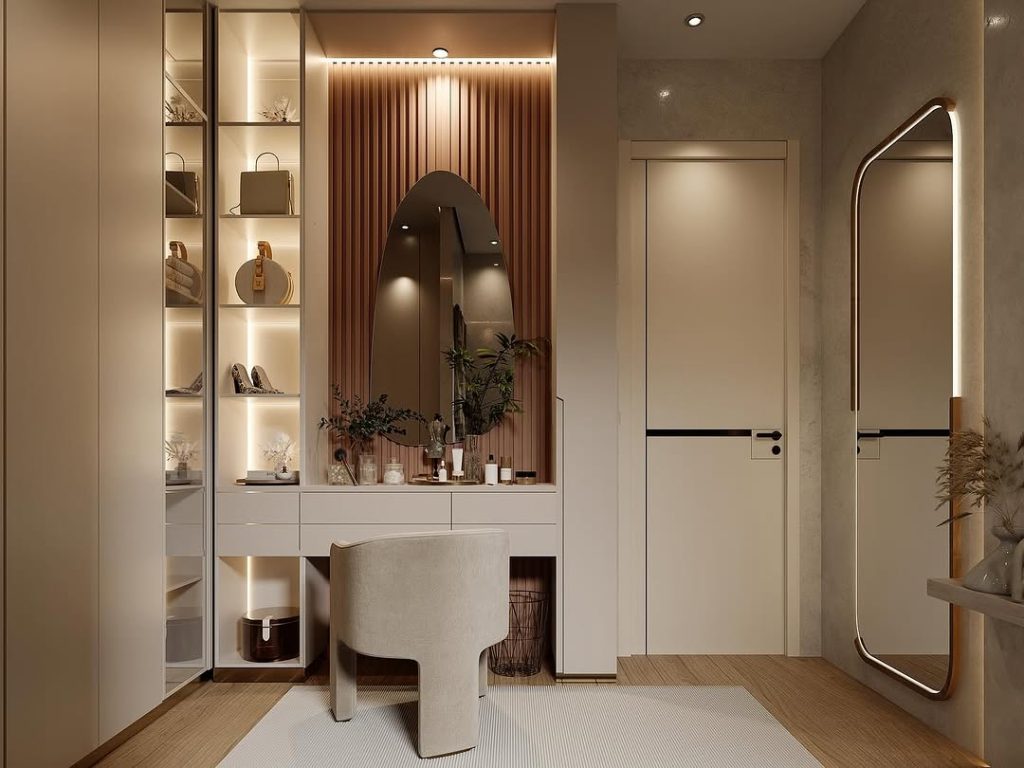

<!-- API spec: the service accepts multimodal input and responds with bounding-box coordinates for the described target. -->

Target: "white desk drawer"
[300,524,449,556]
[217,524,299,555]
[452,491,559,525]
[300,492,450,525]
[217,491,299,524]
[453,523,558,556]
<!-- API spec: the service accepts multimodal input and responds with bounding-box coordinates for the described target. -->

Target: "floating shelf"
[222,392,300,399]
[166,574,203,593]
[220,303,300,309]
[165,485,204,495]
[219,121,300,127]
[166,121,205,127]
[219,213,300,220]
[166,213,204,219]
[928,577,1024,628]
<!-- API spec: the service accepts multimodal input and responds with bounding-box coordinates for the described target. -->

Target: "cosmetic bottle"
[484,454,499,486]
[437,460,448,483]
[499,456,513,485]
[452,446,465,479]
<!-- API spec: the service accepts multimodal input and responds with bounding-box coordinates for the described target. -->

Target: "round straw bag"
[234,240,293,305]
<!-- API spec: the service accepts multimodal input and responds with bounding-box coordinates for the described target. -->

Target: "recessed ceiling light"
[400,224,410,230]
[490,239,499,246]
[432,47,449,59]
[685,13,705,28]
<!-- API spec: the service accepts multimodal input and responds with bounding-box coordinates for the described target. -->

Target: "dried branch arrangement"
[936,418,1024,533]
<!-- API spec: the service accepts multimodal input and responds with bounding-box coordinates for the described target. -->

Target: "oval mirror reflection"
[370,171,513,446]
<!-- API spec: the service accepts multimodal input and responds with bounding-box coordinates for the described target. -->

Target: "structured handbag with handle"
[239,152,293,215]
[234,240,293,305]
[165,152,200,215]
[165,240,204,306]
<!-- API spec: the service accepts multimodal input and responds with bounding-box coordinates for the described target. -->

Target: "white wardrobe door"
[646,159,785,429]
[647,436,785,653]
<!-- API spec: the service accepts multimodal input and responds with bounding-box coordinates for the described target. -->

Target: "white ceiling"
[215,0,866,60]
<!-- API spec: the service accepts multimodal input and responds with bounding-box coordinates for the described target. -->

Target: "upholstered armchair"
[329,529,510,758]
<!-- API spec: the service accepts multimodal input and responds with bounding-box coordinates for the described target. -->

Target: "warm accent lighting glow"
[489,239,499,246]
[328,57,552,65]
[432,47,449,59]
[400,224,410,230]
[685,13,705,27]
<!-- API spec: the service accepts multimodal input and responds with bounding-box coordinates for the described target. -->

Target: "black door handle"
[755,430,783,441]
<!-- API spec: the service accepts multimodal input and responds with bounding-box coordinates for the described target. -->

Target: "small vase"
[175,461,189,481]
[463,434,483,484]
[357,452,378,485]
[962,525,1024,595]
[275,464,295,482]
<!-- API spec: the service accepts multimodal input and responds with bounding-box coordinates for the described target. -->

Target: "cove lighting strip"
[328,57,552,65]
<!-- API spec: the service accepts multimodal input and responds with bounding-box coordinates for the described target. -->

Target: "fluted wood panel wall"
[330,62,552,479]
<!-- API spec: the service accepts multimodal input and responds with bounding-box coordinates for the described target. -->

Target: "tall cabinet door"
[645,159,786,654]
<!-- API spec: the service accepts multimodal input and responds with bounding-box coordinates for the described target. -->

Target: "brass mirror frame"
[850,97,960,701]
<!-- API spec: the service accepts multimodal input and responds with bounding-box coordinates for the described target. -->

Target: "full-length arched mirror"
[370,171,513,446]
[852,99,959,699]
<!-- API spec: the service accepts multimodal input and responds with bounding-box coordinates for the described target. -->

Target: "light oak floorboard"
[94,655,984,768]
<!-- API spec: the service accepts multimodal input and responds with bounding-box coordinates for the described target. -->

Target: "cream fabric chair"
[330,529,510,758]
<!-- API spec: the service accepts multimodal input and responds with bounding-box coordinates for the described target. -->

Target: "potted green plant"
[319,389,423,485]
[936,419,1024,594]
[444,333,543,482]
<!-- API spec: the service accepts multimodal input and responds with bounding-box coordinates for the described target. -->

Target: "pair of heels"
[166,372,203,397]
[231,364,283,395]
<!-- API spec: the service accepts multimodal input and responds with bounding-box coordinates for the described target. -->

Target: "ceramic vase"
[962,526,1024,595]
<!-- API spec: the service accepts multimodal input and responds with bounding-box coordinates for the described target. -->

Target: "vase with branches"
[319,389,423,484]
[165,433,198,481]
[262,432,296,480]
[936,418,1024,594]
[444,333,543,481]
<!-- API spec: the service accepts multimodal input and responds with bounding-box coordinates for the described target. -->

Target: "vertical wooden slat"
[330,63,552,479]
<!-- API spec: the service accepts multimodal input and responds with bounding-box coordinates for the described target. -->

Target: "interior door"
[645,158,786,654]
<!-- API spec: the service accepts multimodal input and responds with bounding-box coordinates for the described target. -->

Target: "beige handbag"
[234,241,293,305]
[165,152,200,215]
[239,152,293,215]
[165,241,204,306]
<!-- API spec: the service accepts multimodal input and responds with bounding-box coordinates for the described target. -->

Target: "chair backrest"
[331,529,510,661]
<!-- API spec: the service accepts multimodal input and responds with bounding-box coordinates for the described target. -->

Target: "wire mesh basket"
[489,589,550,677]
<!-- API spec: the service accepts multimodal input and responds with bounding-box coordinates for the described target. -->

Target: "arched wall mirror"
[370,171,514,446]
[852,98,959,699]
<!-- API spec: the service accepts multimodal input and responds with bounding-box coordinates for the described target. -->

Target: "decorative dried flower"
[936,418,1024,534]
[165,433,198,467]
[165,95,200,124]
[262,433,295,469]
[259,96,296,123]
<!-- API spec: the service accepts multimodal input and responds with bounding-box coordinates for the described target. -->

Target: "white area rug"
[219,685,821,767]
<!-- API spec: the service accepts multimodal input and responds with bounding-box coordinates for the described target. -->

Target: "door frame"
[616,140,803,656]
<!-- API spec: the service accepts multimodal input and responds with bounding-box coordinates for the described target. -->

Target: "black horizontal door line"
[857,428,950,438]
[647,428,753,437]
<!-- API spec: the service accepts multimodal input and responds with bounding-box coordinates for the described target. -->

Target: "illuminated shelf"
[167,213,204,219]
[220,303,300,309]
[219,213,299,220]
[222,392,300,399]
[166,484,204,494]
[166,121,205,127]
[219,121,300,127]
[166,574,203,593]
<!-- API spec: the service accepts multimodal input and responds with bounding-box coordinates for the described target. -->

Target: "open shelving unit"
[164,3,212,698]
[213,8,309,673]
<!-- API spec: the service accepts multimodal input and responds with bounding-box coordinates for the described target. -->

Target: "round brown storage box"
[241,607,299,663]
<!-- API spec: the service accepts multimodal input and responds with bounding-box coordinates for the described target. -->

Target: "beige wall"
[617,59,823,655]
[554,3,620,674]
[982,1,1024,764]
[820,0,984,755]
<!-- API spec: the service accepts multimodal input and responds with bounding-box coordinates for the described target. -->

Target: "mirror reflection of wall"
[855,105,955,695]
[371,171,513,446]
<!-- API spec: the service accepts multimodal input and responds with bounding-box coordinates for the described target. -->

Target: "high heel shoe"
[231,363,261,394]
[166,371,203,397]
[251,365,283,394]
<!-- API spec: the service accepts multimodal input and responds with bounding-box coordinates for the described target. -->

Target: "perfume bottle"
[484,454,499,486]
[499,456,513,485]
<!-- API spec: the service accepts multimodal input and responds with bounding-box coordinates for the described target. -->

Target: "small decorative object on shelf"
[165,240,204,306]
[499,456,513,485]
[234,240,294,306]
[165,94,201,124]
[319,388,424,486]
[262,432,296,481]
[258,96,296,123]
[165,433,198,484]
[238,152,293,216]
[241,607,299,663]
[514,470,538,486]
[383,457,405,485]
[166,371,203,397]
[327,462,355,486]
[451,445,465,480]
[425,414,449,479]
[937,418,1024,595]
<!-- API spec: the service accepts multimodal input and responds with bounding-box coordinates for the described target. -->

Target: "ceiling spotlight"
[685,13,705,27]
[490,239,499,246]
[400,224,410,230]
[432,47,449,59]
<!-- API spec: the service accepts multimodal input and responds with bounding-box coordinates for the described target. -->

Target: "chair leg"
[330,639,357,722]
[479,649,489,698]
[417,657,481,758]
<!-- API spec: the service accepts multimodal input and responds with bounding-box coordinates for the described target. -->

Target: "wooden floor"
[94,655,985,768]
